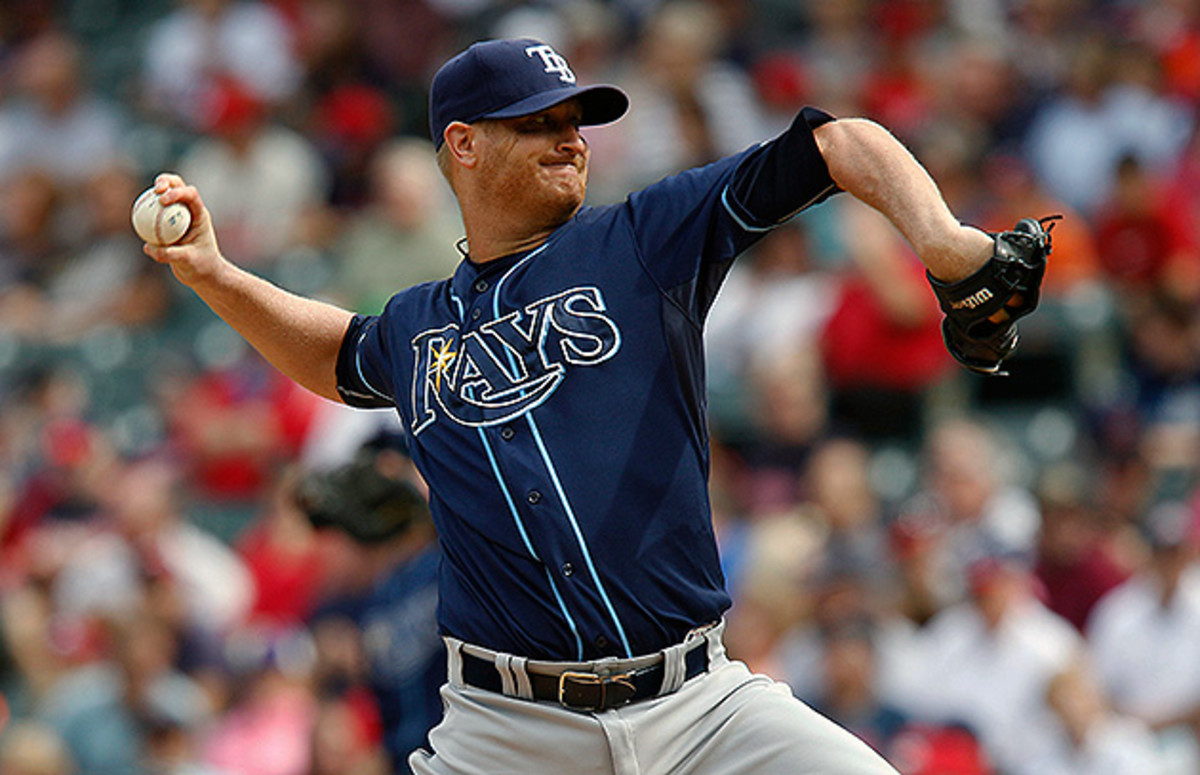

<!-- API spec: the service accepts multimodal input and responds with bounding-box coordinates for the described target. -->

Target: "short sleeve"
[335,314,395,408]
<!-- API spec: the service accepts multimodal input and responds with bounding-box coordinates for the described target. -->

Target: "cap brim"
[482,84,629,127]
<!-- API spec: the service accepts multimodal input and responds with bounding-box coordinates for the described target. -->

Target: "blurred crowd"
[1,0,1199,774]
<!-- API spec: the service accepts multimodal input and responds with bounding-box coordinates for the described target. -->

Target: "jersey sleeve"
[336,313,396,408]
[723,107,841,230]
[625,106,841,320]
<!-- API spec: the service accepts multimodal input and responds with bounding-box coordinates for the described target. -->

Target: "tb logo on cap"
[525,44,576,84]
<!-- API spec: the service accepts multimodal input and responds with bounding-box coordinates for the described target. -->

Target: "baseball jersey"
[336,108,839,662]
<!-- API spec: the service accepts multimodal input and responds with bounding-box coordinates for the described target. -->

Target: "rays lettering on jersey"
[410,286,620,434]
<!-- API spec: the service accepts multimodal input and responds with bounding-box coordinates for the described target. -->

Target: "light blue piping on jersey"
[719,183,837,233]
[492,246,635,659]
[521,415,633,657]
[452,284,586,660]
[476,414,586,660]
[354,324,393,402]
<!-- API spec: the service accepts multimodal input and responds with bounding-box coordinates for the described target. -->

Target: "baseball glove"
[926,215,1060,376]
[294,451,429,545]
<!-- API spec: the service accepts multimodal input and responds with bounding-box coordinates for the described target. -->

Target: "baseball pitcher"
[143,38,1053,775]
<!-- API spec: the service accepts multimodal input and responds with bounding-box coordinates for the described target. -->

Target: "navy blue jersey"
[336,109,838,661]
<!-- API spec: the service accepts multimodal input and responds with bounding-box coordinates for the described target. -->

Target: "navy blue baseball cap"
[429,38,629,149]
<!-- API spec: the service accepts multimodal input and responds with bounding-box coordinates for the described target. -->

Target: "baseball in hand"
[131,187,191,246]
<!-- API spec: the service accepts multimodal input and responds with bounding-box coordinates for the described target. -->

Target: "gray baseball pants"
[408,623,900,775]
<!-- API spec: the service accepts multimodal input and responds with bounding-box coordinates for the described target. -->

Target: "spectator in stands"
[1033,461,1131,632]
[778,551,919,722]
[177,77,329,267]
[202,628,319,775]
[928,36,1032,155]
[788,0,876,111]
[809,618,911,757]
[38,611,212,775]
[236,468,336,631]
[705,223,833,446]
[1120,293,1200,477]
[888,502,951,628]
[0,394,114,584]
[310,691,390,775]
[927,419,1040,560]
[1106,40,1194,183]
[1021,661,1165,775]
[0,31,127,188]
[308,80,396,210]
[1094,155,1200,303]
[1008,0,1083,93]
[40,163,172,342]
[51,457,253,637]
[723,512,823,681]
[331,138,462,314]
[818,200,950,441]
[891,555,1084,773]
[161,348,322,508]
[0,170,65,337]
[801,437,892,584]
[1087,499,1200,771]
[142,0,302,128]
[774,440,920,709]
[738,345,830,513]
[1026,37,1192,217]
[0,575,64,732]
[895,418,1042,608]
[615,0,767,190]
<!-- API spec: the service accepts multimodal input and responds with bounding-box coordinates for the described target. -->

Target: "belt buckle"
[557,671,636,711]
[558,671,604,711]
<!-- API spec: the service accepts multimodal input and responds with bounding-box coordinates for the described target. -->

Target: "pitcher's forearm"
[140,174,354,403]
[191,262,354,403]
[814,118,992,282]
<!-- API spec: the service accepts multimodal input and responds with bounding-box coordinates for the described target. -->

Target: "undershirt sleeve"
[722,106,841,231]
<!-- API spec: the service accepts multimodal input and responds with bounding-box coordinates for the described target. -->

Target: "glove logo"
[928,215,1058,375]
[525,45,576,84]
[410,286,620,433]
[950,288,994,311]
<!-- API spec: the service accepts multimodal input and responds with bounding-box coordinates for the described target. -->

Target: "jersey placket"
[460,252,633,660]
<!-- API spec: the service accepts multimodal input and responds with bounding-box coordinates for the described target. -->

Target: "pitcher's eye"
[516,116,551,133]
[512,109,582,135]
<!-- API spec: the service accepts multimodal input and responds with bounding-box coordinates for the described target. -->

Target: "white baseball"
[131,187,192,246]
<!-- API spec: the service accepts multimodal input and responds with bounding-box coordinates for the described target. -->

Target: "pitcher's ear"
[444,122,478,169]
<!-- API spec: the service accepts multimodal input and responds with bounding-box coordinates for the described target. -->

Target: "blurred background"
[0,0,1199,774]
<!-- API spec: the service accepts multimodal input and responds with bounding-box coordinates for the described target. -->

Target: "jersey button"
[527,490,542,504]
[561,563,574,577]
[500,426,515,441]
[594,635,609,650]
[471,308,482,320]
[474,279,489,293]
